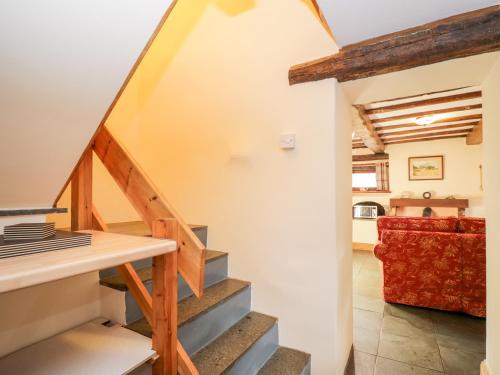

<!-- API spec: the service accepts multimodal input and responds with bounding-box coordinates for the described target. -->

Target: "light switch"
[280,133,296,149]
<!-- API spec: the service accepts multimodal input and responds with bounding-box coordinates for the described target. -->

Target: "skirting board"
[481,361,490,375]
[353,242,374,252]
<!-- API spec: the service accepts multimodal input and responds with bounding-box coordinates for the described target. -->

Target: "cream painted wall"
[342,52,500,105]
[352,137,484,244]
[483,56,500,375]
[92,0,353,372]
[0,0,172,209]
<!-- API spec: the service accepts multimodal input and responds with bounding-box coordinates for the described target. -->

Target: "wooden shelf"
[390,198,469,208]
[0,208,67,216]
[0,230,176,294]
[353,190,392,195]
[0,319,154,374]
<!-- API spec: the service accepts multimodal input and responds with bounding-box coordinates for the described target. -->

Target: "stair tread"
[258,347,311,375]
[126,278,250,336]
[192,311,278,375]
[107,221,206,237]
[100,250,227,291]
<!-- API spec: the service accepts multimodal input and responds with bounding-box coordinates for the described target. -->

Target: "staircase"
[99,221,311,375]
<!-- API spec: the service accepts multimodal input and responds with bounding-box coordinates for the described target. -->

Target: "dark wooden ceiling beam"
[365,91,481,115]
[381,128,471,142]
[352,153,389,162]
[289,5,500,84]
[352,105,385,152]
[466,121,483,145]
[374,115,482,131]
[378,122,477,137]
[352,142,368,149]
[384,135,467,145]
[371,104,482,123]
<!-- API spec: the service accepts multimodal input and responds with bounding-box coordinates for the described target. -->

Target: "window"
[352,162,390,192]
[352,172,377,189]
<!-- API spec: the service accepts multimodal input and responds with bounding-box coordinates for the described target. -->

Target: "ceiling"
[352,87,482,149]
[317,0,499,47]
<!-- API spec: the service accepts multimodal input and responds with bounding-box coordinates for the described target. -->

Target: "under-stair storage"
[0,319,155,375]
[0,230,176,374]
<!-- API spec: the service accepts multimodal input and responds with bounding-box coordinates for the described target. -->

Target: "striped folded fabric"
[0,230,92,259]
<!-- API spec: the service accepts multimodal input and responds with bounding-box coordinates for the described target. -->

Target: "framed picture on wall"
[408,155,444,181]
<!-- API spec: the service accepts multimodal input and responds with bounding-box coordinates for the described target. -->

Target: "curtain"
[376,162,390,191]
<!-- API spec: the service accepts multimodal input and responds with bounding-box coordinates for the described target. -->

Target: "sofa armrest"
[374,242,388,261]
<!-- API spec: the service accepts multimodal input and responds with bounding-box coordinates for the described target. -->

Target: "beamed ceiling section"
[352,87,483,150]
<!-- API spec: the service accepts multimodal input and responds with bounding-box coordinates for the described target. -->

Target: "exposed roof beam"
[374,115,482,131]
[381,129,471,142]
[289,5,500,84]
[371,104,482,124]
[384,135,468,146]
[466,120,483,145]
[378,122,478,137]
[309,0,334,38]
[352,105,385,153]
[369,87,473,105]
[352,142,367,149]
[352,153,389,162]
[365,91,481,115]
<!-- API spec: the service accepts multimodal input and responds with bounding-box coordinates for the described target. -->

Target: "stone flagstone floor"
[346,250,486,375]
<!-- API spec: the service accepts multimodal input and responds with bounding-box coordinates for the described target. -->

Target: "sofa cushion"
[377,216,459,240]
[458,217,486,234]
[376,229,463,312]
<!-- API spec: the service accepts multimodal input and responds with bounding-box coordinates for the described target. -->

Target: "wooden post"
[71,149,93,230]
[152,218,179,375]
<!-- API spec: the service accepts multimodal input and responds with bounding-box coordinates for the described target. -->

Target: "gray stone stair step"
[126,278,251,336]
[258,347,311,375]
[100,249,227,292]
[107,221,207,244]
[99,222,208,279]
[192,312,278,375]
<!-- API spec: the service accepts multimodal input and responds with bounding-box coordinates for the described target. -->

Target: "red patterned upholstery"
[462,234,486,317]
[458,217,486,234]
[377,216,458,240]
[374,216,486,317]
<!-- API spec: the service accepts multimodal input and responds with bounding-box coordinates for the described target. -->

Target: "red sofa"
[374,216,486,317]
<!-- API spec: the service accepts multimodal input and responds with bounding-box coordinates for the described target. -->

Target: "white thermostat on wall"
[280,133,296,150]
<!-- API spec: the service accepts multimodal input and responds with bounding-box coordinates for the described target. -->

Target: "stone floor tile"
[354,308,383,331]
[379,316,442,372]
[439,345,484,375]
[374,357,444,375]
[345,350,376,375]
[429,310,486,337]
[353,294,385,314]
[354,325,380,356]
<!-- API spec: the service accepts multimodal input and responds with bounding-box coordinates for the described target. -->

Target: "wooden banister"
[71,149,93,231]
[72,129,203,374]
[92,208,199,375]
[93,126,206,298]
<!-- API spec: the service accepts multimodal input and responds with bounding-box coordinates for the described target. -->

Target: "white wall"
[352,121,484,245]
[483,56,500,375]
[92,0,353,372]
[0,0,172,209]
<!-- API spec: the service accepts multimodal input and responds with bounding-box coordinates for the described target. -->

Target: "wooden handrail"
[93,126,206,298]
[92,208,199,375]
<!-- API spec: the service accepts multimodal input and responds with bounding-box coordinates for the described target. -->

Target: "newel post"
[151,218,179,375]
[71,149,93,230]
